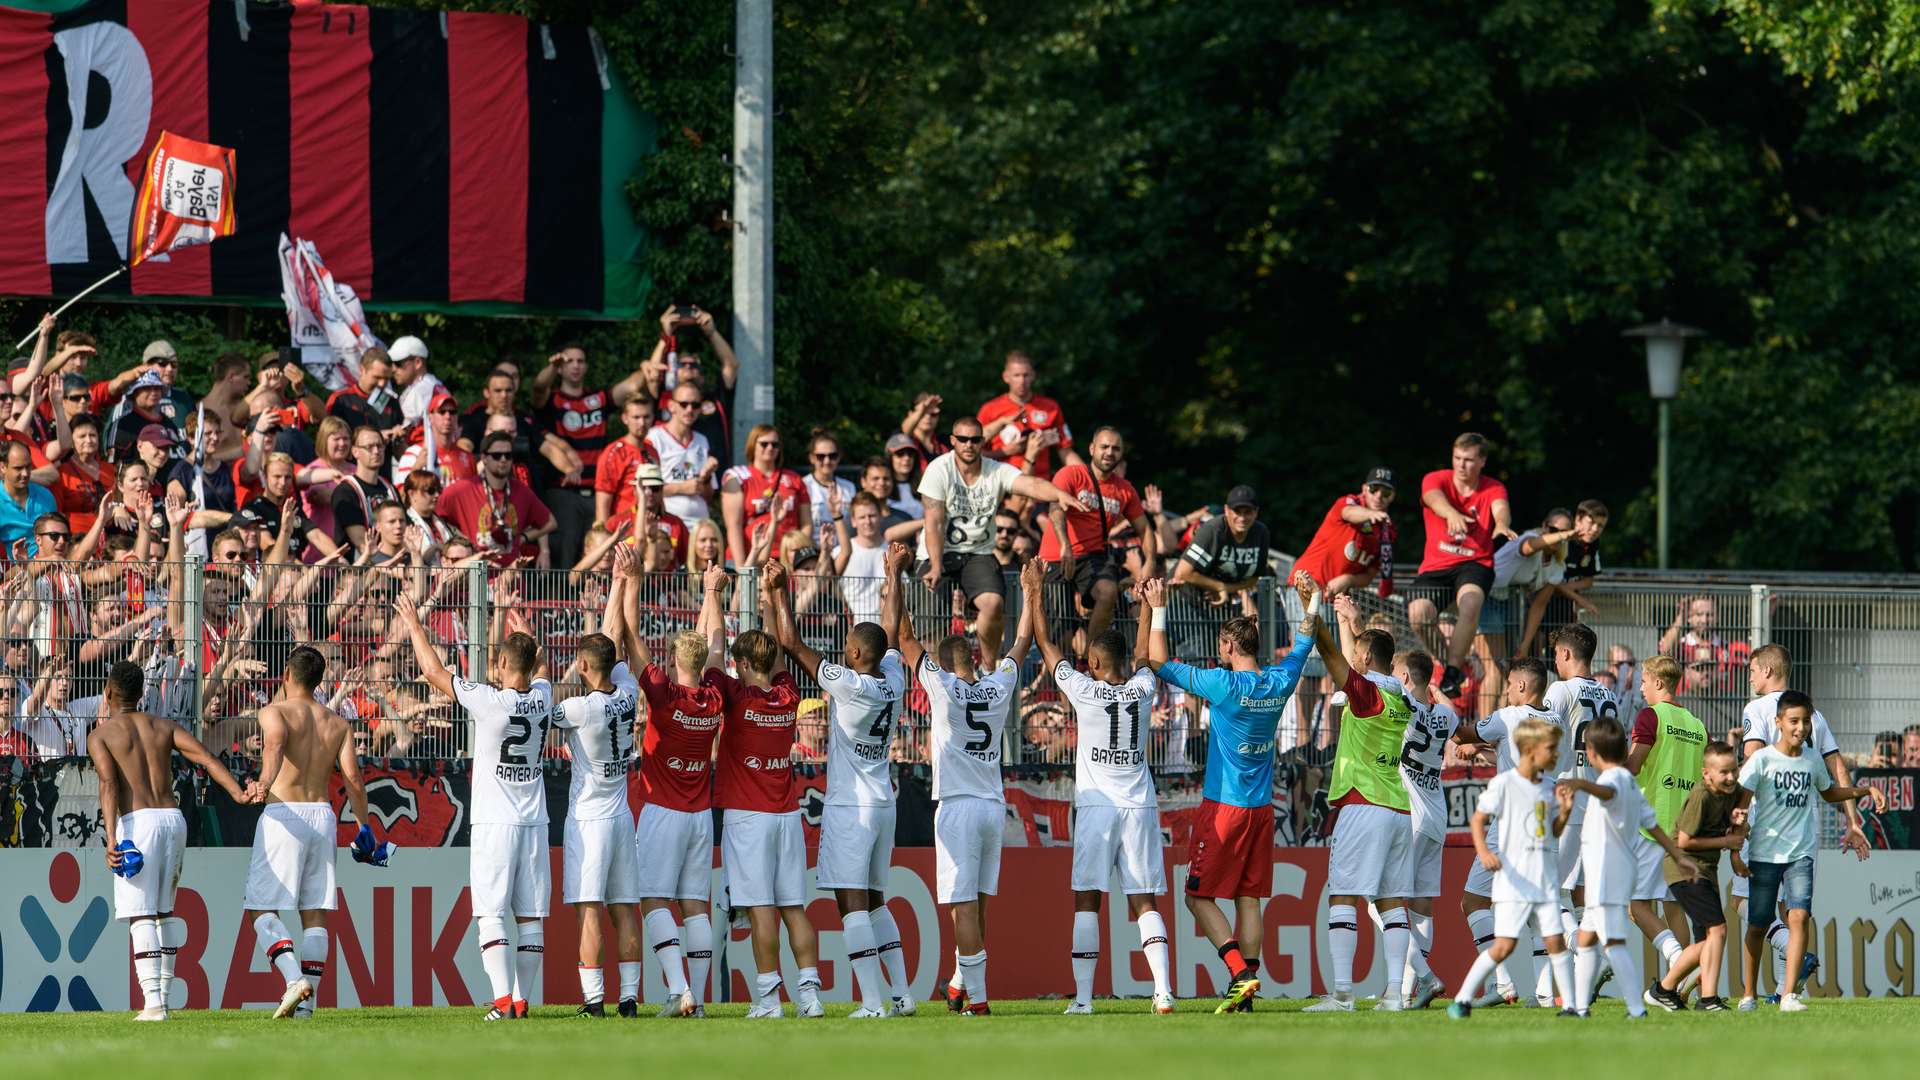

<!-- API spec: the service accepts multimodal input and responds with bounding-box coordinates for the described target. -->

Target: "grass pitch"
[7,998,1919,1079]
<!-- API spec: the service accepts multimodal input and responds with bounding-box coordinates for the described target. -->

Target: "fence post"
[1749,583,1771,650]
[1257,577,1277,659]
[737,565,760,632]
[466,561,489,681]
[182,556,204,726]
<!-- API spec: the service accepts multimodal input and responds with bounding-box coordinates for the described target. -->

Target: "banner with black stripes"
[0,0,652,317]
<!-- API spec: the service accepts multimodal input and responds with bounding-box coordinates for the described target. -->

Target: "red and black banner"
[0,0,650,316]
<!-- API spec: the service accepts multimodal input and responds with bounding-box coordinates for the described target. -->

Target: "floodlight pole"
[732,0,774,455]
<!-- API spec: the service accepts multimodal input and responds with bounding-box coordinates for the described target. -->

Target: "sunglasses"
[217,549,244,561]
[63,393,87,403]
[949,434,982,445]
[671,399,700,409]
[484,451,513,460]
[811,452,839,461]
[757,440,781,449]
[995,526,1017,536]
[152,358,178,367]
[1365,484,1392,495]
[37,531,69,541]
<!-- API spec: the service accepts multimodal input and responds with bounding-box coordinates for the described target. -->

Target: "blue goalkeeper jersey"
[1158,629,1316,808]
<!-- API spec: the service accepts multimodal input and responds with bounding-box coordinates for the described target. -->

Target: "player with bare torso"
[91,660,256,1022]
[240,645,382,1020]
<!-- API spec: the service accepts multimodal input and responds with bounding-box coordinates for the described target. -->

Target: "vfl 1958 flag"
[129,132,238,267]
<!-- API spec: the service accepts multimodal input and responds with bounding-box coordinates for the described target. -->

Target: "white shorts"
[243,802,338,911]
[564,814,642,905]
[1493,899,1563,940]
[113,808,187,919]
[635,803,714,901]
[1409,832,1445,899]
[1580,902,1631,941]
[817,803,896,892]
[471,823,551,918]
[722,809,806,909]
[1327,803,1413,899]
[1070,804,1165,895]
[1632,836,1670,902]
[934,797,1005,903]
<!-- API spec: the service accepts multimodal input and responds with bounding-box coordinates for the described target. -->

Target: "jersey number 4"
[868,700,896,741]
[1104,700,1141,750]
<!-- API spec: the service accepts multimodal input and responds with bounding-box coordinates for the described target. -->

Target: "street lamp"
[1623,319,1704,569]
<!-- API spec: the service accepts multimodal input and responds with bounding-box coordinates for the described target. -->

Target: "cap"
[789,545,822,568]
[884,433,918,454]
[61,373,88,395]
[389,335,429,363]
[1363,466,1396,491]
[129,370,168,393]
[235,506,268,528]
[1226,484,1259,509]
[142,340,176,363]
[136,423,176,449]
[635,463,664,488]
[429,390,458,413]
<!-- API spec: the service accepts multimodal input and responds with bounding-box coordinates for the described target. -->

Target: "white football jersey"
[1544,676,1620,822]
[914,454,1019,557]
[553,662,640,822]
[820,650,907,807]
[1400,692,1460,841]
[645,425,713,521]
[1055,661,1159,809]
[1579,765,1656,906]
[1474,703,1563,776]
[921,653,1018,802]
[461,676,556,826]
[1741,691,1839,758]
[1477,768,1560,903]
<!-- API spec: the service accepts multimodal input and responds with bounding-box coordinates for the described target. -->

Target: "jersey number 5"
[963,700,994,752]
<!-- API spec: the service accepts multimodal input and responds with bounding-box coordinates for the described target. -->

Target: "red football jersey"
[976,393,1073,474]
[1295,493,1395,588]
[538,388,612,485]
[637,662,724,812]
[725,465,807,549]
[1417,469,1508,572]
[594,436,659,521]
[1038,463,1142,561]
[711,670,801,813]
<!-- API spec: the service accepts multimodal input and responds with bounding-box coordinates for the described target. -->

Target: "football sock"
[477,916,514,1008]
[644,908,690,998]
[1380,908,1409,999]
[514,922,544,1008]
[1408,912,1434,979]
[869,905,910,997]
[756,970,783,1010]
[1608,943,1643,1016]
[579,965,605,1005]
[618,960,642,1003]
[684,913,712,1007]
[1455,949,1499,1004]
[1652,929,1683,977]
[841,910,886,1012]
[158,917,183,1008]
[253,913,301,983]
[958,950,988,1006]
[1328,904,1358,995]
[948,954,964,994]
[300,928,328,1011]
[1505,925,1537,1001]
[1535,933,1557,1003]
[131,918,163,1010]
[1071,911,1099,1006]
[1136,911,1171,997]
[1768,920,1790,988]
[1217,941,1250,981]
[797,965,821,1006]
[1573,945,1599,1013]
[1548,949,1575,1007]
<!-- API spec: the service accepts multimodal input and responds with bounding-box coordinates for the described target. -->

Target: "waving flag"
[279,233,382,392]
[129,131,236,266]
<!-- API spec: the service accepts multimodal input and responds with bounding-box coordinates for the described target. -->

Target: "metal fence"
[2,558,1916,782]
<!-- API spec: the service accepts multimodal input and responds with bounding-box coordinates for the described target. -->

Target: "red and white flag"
[128,132,238,267]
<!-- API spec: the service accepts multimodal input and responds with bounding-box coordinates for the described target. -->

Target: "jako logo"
[16,851,108,1011]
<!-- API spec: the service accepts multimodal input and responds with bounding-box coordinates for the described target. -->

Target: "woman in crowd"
[721,423,809,566]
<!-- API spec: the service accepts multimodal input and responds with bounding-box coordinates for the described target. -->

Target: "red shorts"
[1184,800,1274,899]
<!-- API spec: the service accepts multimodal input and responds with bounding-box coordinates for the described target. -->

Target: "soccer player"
[715,571,822,1019]
[92,660,256,1021]
[1448,717,1574,1020]
[396,591,554,1022]
[1540,623,1620,1000]
[1734,644,1883,996]
[1649,741,1745,1011]
[916,415,1068,660]
[241,646,382,1020]
[1392,648,1459,1008]
[1735,691,1877,1012]
[1452,657,1560,1006]
[1142,575,1315,1011]
[552,544,646,1018]
[1625,655,1707,996]
[1029,572,1172,1015]
[1559,717,1700,1018]
[630,558,729,1019]
[1290,577,1415,1013]
[903,549,1034,1017]
[766,550,911,1018]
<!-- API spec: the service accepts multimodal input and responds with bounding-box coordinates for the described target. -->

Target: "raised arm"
[697,563,728,672]
[1003,560,1038,665]
[1292,571,1349,687]
[879,540,909,650]
[394,591,456,701]
[761,560,822,678]
[1144,575,1170,672]
[888,542,924,671]
[1026,561,1065,673]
